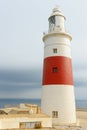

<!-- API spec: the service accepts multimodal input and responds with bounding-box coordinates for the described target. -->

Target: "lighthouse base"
[41,85,76,125]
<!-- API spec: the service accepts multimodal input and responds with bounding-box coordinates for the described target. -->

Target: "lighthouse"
[41,6,76,125]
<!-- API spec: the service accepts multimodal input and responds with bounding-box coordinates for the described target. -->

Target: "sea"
[0,98,87,108]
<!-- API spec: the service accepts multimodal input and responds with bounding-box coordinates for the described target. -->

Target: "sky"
[0,0,87,100]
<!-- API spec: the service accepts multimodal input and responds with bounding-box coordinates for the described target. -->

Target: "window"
[53,67,58,73]
[53,48,57,53]
[49,16,55,25]
[52,111,58,118]
[49,16,55,31]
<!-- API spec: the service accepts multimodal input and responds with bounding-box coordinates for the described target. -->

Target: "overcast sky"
[0,0,87,100]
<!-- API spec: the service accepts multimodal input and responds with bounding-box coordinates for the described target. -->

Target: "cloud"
[0,69,42,82]
[73,66,87,87]
[0,69,42,98]
[75,87,87,100]
[0,80,42,98]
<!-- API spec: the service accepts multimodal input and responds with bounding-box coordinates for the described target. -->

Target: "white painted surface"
[0,116,52,129]
[43,34,72,58]
[41,85,76,125]
[43,33,72,45]
[44,43,71,58]
[0,119,19,129]
[55,16,65,32]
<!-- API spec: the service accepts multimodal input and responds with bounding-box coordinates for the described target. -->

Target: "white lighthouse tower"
[41,6,76,125]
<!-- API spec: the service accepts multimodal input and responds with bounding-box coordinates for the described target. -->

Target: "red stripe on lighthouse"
[42,56,73,85]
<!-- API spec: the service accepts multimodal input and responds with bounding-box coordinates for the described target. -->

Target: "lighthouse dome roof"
[53,6,61,13]
[49,6,66,20]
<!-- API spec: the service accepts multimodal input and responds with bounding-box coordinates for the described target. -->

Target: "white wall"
[42,85,76,125]
[0,119,19,129]
[0,116,52,129]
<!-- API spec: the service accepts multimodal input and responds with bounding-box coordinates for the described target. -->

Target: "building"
[0,104,52,129]
[0,104,87,130]
[41,6,76,125]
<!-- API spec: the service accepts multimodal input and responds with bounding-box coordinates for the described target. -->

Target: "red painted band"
[42,56,74,85]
